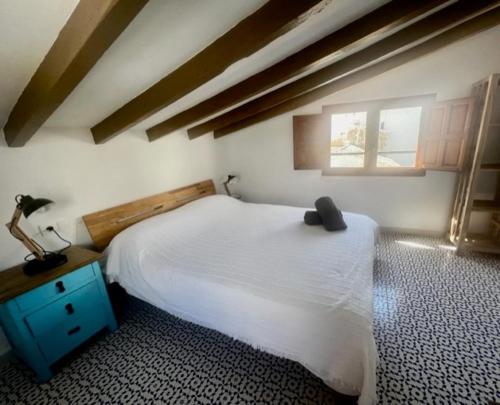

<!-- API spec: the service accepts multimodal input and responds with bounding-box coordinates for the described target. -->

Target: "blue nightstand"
[0,247,117,382]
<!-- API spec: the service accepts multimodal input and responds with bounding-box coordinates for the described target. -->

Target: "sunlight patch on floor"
[438,244,457,252]
[396,240,435,250]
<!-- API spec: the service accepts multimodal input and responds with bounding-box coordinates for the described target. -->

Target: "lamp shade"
[224,175,239,185]
[17,195,53,218]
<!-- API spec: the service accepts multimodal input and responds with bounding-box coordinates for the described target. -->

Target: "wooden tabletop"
[0,246,102,304]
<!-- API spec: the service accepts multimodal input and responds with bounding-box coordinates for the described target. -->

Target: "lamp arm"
[6,206,45,260]
[223,181,232,197]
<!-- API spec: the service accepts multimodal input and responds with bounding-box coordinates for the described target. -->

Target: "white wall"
[0,127,216,354]
[216,118,457,232]
[215,26,500,233]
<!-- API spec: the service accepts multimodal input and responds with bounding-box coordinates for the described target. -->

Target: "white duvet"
[105,195,379,404]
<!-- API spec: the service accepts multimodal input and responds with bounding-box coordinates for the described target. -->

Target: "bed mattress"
[105,195,379,404]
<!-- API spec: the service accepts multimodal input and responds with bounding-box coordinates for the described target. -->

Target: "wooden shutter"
[419,97,475,171]
[293,114,329,170]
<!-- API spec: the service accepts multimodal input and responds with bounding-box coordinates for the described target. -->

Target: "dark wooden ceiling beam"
[146,0,448,141]
[91,0,328,144]
[3,0,148,147]
[213,6,500,138]
[188,0,500,139]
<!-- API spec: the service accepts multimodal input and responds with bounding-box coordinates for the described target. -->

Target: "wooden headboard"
[82,179,216,250]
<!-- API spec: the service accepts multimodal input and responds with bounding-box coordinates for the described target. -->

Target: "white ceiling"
[1,0,390,132]
[0,0,79,127]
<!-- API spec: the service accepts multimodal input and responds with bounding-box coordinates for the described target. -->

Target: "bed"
[83,180,379,404]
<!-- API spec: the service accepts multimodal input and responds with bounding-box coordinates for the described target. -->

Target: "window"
[377,106,422,168]
[293,95,475,175]
[331,112,367,168]
[324,95,435,175]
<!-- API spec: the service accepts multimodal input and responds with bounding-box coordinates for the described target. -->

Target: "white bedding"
[105,195,379,404]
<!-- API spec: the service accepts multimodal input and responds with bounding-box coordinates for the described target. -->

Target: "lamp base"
[23,253,68,276]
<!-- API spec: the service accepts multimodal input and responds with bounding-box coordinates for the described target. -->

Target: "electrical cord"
[12,194,71,262]
[21,228,71,263]
[47,227,72,253]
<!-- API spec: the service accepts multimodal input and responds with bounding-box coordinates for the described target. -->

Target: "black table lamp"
[7,195,68,276]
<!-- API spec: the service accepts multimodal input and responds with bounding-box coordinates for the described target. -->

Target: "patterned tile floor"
[0,233,499,404]
[374,233,499,404]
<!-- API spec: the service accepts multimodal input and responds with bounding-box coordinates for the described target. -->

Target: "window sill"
[321,167,426,177]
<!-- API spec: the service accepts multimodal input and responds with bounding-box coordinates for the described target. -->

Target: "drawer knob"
[65,303,74,315]
[67,326,81,336]
[55,281,65,293]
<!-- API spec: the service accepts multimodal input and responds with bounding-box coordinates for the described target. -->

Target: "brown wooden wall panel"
[490,76,500,124]
[422,104,447,167]
[448,103,472,134]
[293,114,329,170]
[442,141,462,166]
[429,105,447,136]
[421,98,475,171]
[423,140,441,166]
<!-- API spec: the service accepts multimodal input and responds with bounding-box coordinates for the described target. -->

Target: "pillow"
[304,210,322,225]
[315,197,347,231]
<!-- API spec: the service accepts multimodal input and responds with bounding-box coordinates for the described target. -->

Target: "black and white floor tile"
[0,296,352,405]
[374,233,499,404]
[0,233,499,404]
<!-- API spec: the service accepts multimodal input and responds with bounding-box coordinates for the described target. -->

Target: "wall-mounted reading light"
[222,175,240,198]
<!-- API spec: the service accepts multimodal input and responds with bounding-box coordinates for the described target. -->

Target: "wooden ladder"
[453,74,500,254]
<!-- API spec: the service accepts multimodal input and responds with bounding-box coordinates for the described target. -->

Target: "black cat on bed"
[304,197,347,231]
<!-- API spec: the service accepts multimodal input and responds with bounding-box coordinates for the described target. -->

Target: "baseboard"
[380,226,446,238]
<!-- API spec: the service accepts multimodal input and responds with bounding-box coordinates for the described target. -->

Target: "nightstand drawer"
[37,310,107,364]
[25,281,103,337]
[15,264,96,313]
